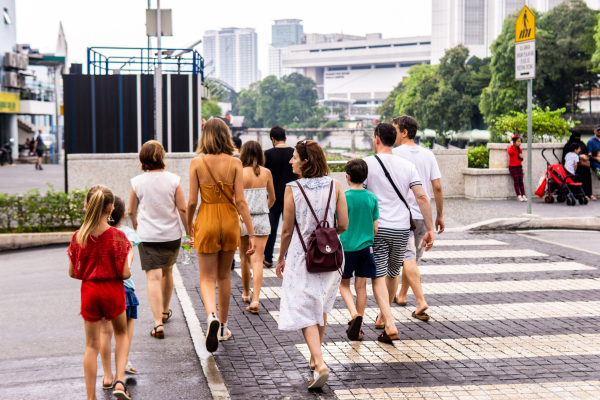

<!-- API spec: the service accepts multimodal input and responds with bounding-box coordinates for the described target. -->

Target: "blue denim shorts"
[343,246,378,279]
[124,286,139,320]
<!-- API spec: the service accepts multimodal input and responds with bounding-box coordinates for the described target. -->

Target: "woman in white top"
[239,140,275,314]
[128,140,188,339]
[276,140,348,389]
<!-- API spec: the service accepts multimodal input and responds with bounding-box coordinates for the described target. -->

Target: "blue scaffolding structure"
[87,47,204,82]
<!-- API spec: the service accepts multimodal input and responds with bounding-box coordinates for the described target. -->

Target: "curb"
[0,232,74,251]
[445,216,600,232]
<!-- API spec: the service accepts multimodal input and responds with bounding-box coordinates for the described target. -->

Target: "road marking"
[255,278,600,299]
[334,381,600,399]
[269,301,600,324]
[515,232,600,256]
[172,266,230,400]
[422,249,546,259]
[232,268,278,279]
[414,261,593,275]
[296,333,600,364]
[432,239,508,246]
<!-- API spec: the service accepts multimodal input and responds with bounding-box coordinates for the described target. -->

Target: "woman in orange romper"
[187,118,256,353]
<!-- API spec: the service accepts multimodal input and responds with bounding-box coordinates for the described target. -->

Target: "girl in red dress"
[68,185,133,400]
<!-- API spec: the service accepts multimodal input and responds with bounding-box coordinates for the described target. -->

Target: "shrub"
[468,145,489,168]
[0,184,86,233]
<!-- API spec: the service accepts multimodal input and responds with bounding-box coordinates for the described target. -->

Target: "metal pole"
[526,78,533,214]
[155,0,163,143]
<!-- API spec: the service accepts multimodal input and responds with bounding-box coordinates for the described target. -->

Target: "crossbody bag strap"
[374,154,412,216]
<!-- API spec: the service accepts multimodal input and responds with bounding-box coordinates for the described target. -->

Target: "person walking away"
[338,159,378,341]
[232,136,242,158]
[263,126,297,267]
[507,135,526,201]
[239,140,275,313]
[100,196,141,390]
[34,130,44,170]
[392,116,444,321]
[128,140,188,340]
[588,124,600,181]
[363,123,435,341]
[187,118,256,352]
[276,140,348,389]
[67,185,133,400]
[565,143,582,175]
[563,132,595,200]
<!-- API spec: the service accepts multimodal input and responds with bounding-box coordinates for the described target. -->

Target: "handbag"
[201,157,248,234]
[374,155,416,231]
[294,181,343,274]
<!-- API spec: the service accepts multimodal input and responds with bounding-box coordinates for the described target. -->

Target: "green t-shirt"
[340,189,379,252]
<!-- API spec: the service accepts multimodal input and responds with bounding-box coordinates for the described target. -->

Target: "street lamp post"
[155,0,162,144]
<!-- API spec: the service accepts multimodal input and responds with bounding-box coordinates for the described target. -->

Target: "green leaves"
[0,184,86,233]
[202,100,222,120]
[468,145,490,169]
[491,106,579,142]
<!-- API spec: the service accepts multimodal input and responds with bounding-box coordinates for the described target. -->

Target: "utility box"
[4,52,17,68]
[3,71,18,88]
[146,9,173,36]
[17,54,28,70]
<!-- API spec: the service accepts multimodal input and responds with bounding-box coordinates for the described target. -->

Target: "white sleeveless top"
[131,171,182,242]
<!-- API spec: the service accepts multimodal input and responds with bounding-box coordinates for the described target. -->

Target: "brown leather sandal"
[377,329,400,344]
[412,311,431,321]
[347,316,363,341]
[395,294,407,306]
[375,313,385,329]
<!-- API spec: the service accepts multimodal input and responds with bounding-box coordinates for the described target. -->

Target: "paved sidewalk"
[177,231,600,399]
[0,244,212,400]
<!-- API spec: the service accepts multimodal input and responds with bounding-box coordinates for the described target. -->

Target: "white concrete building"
[282,33,431,122]
[432,0,600,63]
[203,28,258,92]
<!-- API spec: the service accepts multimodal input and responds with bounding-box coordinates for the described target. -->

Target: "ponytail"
[77,185,115,247]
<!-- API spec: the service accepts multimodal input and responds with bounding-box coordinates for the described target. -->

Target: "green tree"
[202,100,222,120]
[491,106,579,142]
[306,105,330,128]
[237,82,261,127]
[256,75,285,127]
[282,73,318,123]
[377,81,403,122]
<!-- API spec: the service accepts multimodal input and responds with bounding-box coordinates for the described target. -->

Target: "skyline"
[14,0,432,80]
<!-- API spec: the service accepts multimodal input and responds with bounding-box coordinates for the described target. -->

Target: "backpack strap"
[294,180,335,253]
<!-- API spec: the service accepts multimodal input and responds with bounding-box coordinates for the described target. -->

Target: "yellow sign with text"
[516,5,535,43]
[0,92,19,113]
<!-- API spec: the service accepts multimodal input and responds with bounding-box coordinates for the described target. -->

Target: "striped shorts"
[373,228,410,278]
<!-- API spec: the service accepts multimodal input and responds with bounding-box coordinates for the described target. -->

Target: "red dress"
[68,227,132,322]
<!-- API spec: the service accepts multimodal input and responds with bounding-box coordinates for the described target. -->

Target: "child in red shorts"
[68,185,133,400]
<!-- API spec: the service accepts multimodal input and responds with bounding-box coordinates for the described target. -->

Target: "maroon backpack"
[294,181,343,274]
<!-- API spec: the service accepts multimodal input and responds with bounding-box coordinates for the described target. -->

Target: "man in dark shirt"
[263,126,297,267]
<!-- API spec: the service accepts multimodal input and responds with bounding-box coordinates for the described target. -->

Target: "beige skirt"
[138,239,181,271]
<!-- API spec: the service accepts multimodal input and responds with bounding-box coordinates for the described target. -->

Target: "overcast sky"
[15,0,432,75]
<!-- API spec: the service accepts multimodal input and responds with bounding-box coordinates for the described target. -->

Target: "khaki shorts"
[404,219,427,262]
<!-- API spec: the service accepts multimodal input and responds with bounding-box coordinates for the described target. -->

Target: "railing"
[87,47,204,82]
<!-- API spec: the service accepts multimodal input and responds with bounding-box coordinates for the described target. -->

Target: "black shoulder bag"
[374,154,416,231]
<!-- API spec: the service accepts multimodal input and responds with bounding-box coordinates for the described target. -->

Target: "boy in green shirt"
[339,159,379,341]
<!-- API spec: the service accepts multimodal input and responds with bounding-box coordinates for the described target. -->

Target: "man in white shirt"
[392,115,445,321]
[363,123,434,342]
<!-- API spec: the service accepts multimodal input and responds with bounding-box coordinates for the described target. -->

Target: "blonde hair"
[77,185,115,247]
[139,140,166,171]
[240,140,264,176]
[196,118,235,155]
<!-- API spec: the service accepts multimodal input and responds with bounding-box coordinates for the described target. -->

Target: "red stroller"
[535,149,588,206]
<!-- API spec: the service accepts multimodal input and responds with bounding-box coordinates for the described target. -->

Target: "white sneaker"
[205,313,220,352]
[217,322,232,341]
[522,196,527,202]
[517,195,523,201]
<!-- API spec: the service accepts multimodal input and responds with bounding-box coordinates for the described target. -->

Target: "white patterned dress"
[278,176,344,331]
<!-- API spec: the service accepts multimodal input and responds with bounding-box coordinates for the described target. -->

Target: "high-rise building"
[431,0,600,63]
[268,19,303,79]
[203,28,258,92]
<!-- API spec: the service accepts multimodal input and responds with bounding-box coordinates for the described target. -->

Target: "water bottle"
[182,235,191,264]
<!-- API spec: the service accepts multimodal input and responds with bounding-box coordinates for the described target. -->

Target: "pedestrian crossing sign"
[515,5,535,43]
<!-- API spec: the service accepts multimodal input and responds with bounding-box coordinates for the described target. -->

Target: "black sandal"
[151,324,164,339]
[162,309,172,323]
[113,380,131,400]
[347,316,364,341]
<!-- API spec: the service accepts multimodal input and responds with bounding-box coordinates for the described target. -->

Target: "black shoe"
[263,260,274,268]
[231,259,236,270]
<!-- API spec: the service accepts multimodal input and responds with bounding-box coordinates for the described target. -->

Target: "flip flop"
[347,316,363,341]
[263,260,274,268]
[308,369,330,389]
[102,375,114,390]
[395,294,407,306]
[377,330,400,344]
[113,380,131,400]
[375,313,385,329]
[412,311,431,321]
[125,361,137,375]
[242,294,252,303]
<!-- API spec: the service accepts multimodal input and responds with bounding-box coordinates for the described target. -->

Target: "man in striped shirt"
[363,123,435,342]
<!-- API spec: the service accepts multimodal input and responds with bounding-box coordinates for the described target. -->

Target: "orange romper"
[194,156,241,254]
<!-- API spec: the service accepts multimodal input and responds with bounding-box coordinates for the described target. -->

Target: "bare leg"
[126,318,136,372]
[161,265,174,315]
[99,318,114,386]
[304,315,328,374]
[372,277,398,335]
[250,236,268,305]
[198,252,220,317]
[375,275,400,326]
[396,267,410,303]
[354,277,367,317]
[216,250,235,323]
[145,269,164,333]
[111,312,130,395]
[339,279,358,319]
[83,320,101,400]
[402,259,428,315]
[239,237,252,298]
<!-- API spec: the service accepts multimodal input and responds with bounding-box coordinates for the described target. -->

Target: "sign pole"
[526,79,532,214]
[155,0,162,144]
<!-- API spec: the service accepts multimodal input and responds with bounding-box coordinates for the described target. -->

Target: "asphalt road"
[0,163,64,195]
[0,244,211,400]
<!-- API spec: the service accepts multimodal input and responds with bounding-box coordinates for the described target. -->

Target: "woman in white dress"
[276,140,348,389]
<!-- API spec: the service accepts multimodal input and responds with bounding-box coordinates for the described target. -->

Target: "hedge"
[468,145,489,169]
[0,184,86,233]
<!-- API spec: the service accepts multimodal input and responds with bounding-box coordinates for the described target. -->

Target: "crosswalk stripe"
[432,239,508,246]
[334,381,600,399]
[296,333,600,364]
[254,278,600,299]
[269,301,600,324]
[233,268,278,279]
[422,249,546,259]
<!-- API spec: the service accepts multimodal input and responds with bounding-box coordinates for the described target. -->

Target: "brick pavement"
[176,232,600,399]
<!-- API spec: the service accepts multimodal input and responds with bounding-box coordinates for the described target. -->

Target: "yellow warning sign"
[0,92,19,113]
[516,5,535,43]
